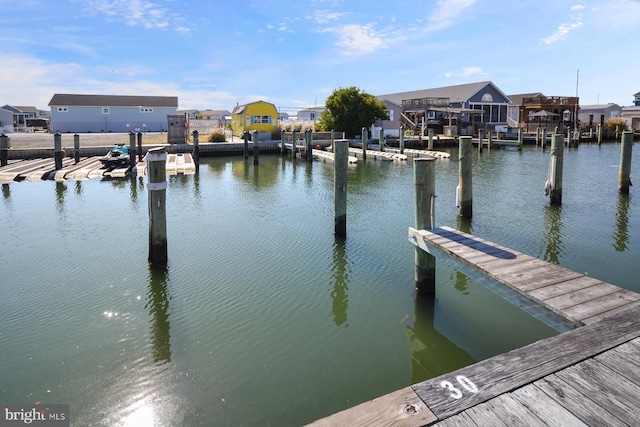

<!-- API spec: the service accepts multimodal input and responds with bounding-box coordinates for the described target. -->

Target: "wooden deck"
[308,227,640,426]
[0,153,195,183]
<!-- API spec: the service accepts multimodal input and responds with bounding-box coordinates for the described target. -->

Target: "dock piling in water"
[399,126,405,154]
[192,130,200,169]
[1,134,8,167]
[619,131,633,194]
[413,157,437,294]
[147,147,168,266]
[361,127,367,160]
[73,134,80,164]
[129,132,136,172]
[137,132,143,162]
[458,136,473,218]
[281,129,286,156]
[54,132,63,170]
[428,129,434,150]
[243,131,249,159]
[252,130,259,165]
[546,134,564,205]
[334,139,348,237]
[305,129,312,162]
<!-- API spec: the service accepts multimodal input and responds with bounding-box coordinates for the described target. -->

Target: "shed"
[231,101,278,139]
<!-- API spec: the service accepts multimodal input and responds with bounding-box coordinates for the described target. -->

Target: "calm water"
[1,143,638,426]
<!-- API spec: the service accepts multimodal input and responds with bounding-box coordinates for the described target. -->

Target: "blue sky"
[2,0,639,113]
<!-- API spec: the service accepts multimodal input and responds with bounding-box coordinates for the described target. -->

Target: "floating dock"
[0,153,195,183]
[309,227,640,426]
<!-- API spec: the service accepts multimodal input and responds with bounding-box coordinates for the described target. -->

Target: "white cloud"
[311,9,348,25]
[444,66,487,79]
[571,4,586,11]
[426,0,478,32]
[83,0,189,33]
[541,20,583,44]
[322,24,386,56]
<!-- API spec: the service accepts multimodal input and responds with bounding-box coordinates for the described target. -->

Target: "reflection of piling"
[148,147,168,265]
[619,131,633,194]
[414,157,437,294]
[334,140,348,237]
[243,131,249,159]
[147,265,172,364]
[361,127,368,160]
[73,134,80,164]
[547,134,564,205]
[252,131,259,165]
[458,136,473,218]
[54,132,63,169]
[0,134,8,167]
[192,130,200,169]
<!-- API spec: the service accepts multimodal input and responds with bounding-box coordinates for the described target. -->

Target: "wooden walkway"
[0,153,195,183]
[308,227,640,426]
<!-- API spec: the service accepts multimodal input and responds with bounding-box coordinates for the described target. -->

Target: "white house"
[578,103,622,128]
[621,91,640,131]
[48,94,178,133]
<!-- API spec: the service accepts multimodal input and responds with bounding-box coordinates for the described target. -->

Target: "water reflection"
[329,238,350,328]
[129,176,142,204]
[542,205,564,264]
[74,180,82,196]
[146,264,172,364]
[452,271,470,295]
[2,183,10,202]
[55,181,66,215]
[405,295,476,383]
[231,156,280,189]
[613,195,630,252]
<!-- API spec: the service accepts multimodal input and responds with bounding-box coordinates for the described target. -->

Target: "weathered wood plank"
[555,359,640,425]
[432,411,478,426]
[509,383,588,427]
[411,305,640,420]
[479,394,547,426]
[527,276,604,302]
[542,282,622,311]
[460,403,509,427]
[306,387,436,427]
[533,374,625,426]
[602,338,640,369]
[594,343,640,384]
[501,267,583,292]
[561,290,640,322]
[580,300,640,325]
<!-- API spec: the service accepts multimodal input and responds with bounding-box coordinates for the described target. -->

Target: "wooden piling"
[542,128,548,150]
[305,129,312,162]
[73,134,80,164]
[137,132,143,162]
[292,130,298,158]
[488,130,492,150]
[192,130,200,169]
[147,147,168,265]
[379,127,384,152]
[281,129,286,156]
[597,124,602,145]
[361,127,368,160]
[517,127,523,150]
[619,131,633,194]
[547,134,564,205]
[334,139,348,237]
[252,131,259,165]
[243,131,249,159]
[54,132,63,170]
[428,129,434,150]
[331,129,335,154]
[536,127,541,146]
[458,136,473,218]
[478,129,483,153]
[129,132,137,170]
[414,157,437,294]
[1,134,9,167]
[399,125,405,154]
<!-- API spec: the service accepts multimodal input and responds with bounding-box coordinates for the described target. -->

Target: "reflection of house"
[377,81,511,137]
[508,93,579,132]
[578,104,621,128]
[621,91,640,131]
[231,101,278,139]
[49,94,178,133]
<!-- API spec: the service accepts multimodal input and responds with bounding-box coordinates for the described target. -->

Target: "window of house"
[387,109,394,121]
[427,111,436,119]
[57,107,68,112]
[252,115,271,124]
[102,107,110,114]
[140,108,153,113]
[481,93,493,102]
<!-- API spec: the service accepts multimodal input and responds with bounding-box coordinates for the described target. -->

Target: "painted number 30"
[440,375,479,400]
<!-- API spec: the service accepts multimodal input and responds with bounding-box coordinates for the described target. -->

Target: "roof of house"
[13,106,38,113]
[377,81,510,105]
[199,109,232,116]
[507,93,545,105]
[48,94,178,107]
[579,103,621,110]
[232,100,276,115]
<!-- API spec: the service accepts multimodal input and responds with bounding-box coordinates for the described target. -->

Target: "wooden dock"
[308,227,640,426]
[0,153,195,183]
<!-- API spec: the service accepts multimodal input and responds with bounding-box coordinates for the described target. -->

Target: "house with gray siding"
[377,81,511,137]
[48,94,178,133]
[578,103,622,128]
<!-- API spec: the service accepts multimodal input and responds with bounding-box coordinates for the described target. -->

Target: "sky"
[1,0,639,114]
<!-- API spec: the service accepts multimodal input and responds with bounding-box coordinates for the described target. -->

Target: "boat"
[100,143,130,167]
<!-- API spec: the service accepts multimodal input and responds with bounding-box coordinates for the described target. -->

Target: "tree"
[316,87,389,137]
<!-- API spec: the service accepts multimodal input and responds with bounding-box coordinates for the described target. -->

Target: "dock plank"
[460,403,509,426]
[411,304,640,420]
[306,387,436,427]
[533,374,624,426]
[526,276,604,301]
[509,383,588,427]
[479,394,546,427]
[542,282,622,311]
